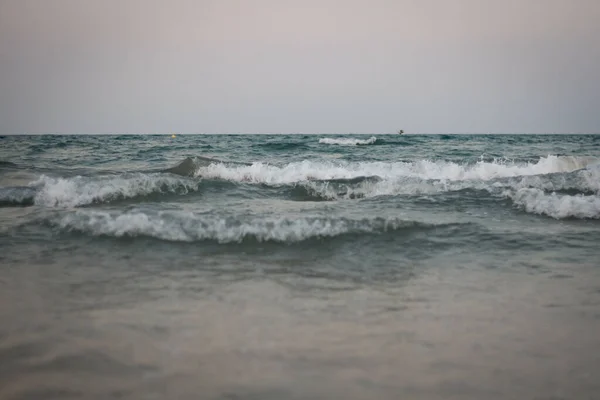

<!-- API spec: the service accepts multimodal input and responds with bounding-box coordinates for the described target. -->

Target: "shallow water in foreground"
[1,134,599,399]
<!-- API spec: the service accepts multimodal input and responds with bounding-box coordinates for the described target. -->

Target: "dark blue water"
[1,134,599,399]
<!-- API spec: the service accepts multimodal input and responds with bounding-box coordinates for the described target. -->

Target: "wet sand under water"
[1,258,599,400]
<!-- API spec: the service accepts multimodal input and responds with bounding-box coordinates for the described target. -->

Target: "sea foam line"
[318,136,377,146]
[51,210,445,243]
[196,155,597,184]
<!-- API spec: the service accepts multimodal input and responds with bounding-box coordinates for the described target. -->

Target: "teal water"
[1,134,600,399]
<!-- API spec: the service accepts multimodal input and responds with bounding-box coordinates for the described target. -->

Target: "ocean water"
[1,134,599,400]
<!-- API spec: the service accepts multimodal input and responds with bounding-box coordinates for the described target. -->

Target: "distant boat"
[171,134,176,138]
[398,130,404,135]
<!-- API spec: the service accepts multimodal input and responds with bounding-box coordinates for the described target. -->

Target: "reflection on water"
[1,255,599,400]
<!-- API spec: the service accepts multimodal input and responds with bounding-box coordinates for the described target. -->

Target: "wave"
[500,166,600,194]
[506,188,600,219]
[18,173,201,207]
[318,136,378,146]
[4,155,596,208]
[288,169,600,218]
[289,178,444,200]
[164,156,251,177]
[289,175,600,203]
[0,187,36,207]
[194,155,598,184]
[182,155,600,203]
[287,177,384,201]
[47,210,462,243]
[0,161,18,169]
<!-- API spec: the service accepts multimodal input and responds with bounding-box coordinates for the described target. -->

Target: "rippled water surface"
[1,134,599,399]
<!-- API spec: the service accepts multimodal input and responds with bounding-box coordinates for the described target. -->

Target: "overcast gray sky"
[1,0,599,134]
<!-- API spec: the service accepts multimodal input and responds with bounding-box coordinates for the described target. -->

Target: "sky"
[0,0,599,134]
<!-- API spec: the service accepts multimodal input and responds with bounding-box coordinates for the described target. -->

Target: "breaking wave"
[164,156,250,177]
[195,155,597,184]
[16,173,201,207]
[2,156,598,216]
[47,210,462,243]
[506,188,600,219]
[318,136,378,146]
[300,166,600,201]
[0,187,36,207]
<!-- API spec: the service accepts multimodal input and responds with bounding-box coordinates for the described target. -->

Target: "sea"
[1,133,599,400]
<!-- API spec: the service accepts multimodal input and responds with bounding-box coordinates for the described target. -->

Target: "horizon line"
[3,132,599,136]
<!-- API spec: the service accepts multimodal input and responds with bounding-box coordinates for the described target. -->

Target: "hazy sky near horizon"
[1,0,599,134]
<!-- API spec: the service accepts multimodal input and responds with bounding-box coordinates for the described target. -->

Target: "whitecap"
[318,136,377,146]
[30,173,200,207]
[51,210,444,243]
[506,188,600,219]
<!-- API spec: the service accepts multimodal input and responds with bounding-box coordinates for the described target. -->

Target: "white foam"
[318,136,377,146]
[30,173,199,207]
[503,167,600,195]
[54,211,425,243]
[298,178,452,200]
[196,155,597,185]
[506,188,600,219]
[580,166,600,193]
[21,155,598,207]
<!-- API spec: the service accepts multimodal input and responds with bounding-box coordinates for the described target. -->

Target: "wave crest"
[0,187,36,207]
[318,136,378,146]
[31,173,200,207]
[506,188,600,219]
[49,210,450,243]
[195,155,597,185]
